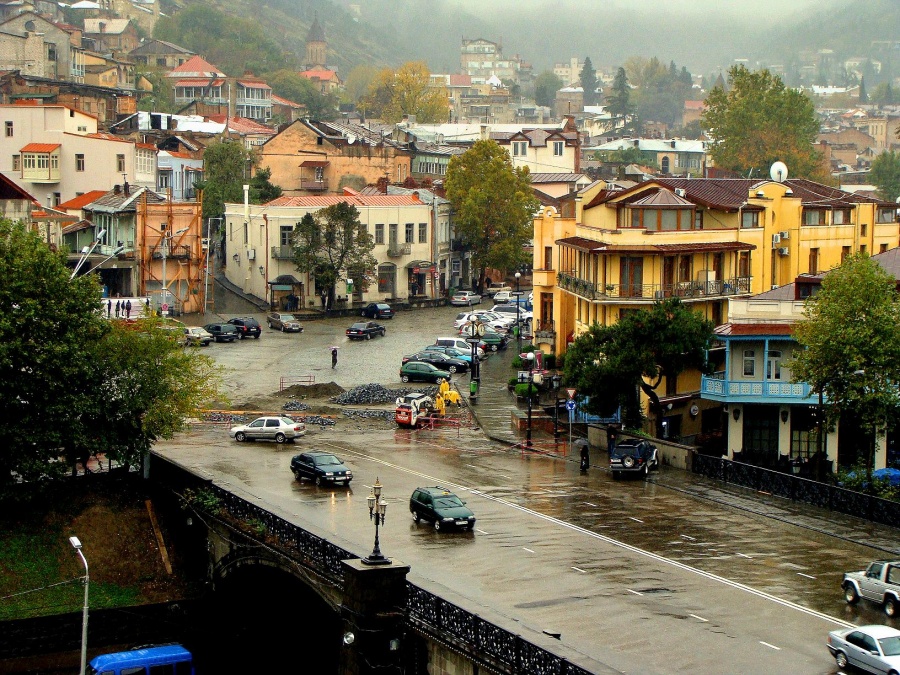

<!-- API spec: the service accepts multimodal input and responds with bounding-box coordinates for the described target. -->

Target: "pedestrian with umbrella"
[331,346,339,369]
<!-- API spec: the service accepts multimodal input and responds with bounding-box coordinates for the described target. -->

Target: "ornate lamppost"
[363,478,390,565]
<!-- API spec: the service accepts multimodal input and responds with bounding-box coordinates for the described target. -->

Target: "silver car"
[183,326,213,346]
[826,624,900,673]
[229,416,306,443]
[267,312,303,333]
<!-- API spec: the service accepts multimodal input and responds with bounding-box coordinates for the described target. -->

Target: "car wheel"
[292,469,301,480]
[490,344,498,352]
[381,329,386,337]
[412,511,420,523]
[448,366,457,373]
[622,455,636,469]
[281,325,287,332]
[315,476,323,487]
[843,584,860,604]
[401,375,410,383]
[434,520,441,531]
[834,651,849,669]
[235,432,246,442]
[886,597,898,617]
[643,464,650,477]
[467,523,475,531]
[366,333,371,340]
[612,471,620,480]
[254,334,260,339]
[275,432,286,443]
[268,323,273,329]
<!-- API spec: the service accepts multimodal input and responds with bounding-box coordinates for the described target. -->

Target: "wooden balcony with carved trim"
[557,272,752,303]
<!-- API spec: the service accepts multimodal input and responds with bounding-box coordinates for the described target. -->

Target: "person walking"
[115,300,121,318]
[107,299,112,318]
[331,346,338,369]
[125,299,132,319]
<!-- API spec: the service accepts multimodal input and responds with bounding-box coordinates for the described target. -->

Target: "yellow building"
[532,175,899,438]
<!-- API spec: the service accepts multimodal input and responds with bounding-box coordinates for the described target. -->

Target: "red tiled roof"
[238,79,271,89]
[714,323,795,336]
[20,143,60,152]
[266,195,423,207]
[58,190,107,210]
[167,55,224,77]
[448,74,471,86]
[136,142,157,151]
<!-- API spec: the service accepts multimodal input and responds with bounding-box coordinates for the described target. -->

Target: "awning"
[406,260,436,269]
[62,220,92,235]
[300,160,330,168]
[268,274,301,286]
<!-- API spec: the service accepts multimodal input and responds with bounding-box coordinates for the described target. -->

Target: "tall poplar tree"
[606,67,634,133]
[579,57,598,106]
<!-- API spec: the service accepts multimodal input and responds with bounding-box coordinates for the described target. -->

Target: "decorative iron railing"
[701,374,815,401]
[388,243,412,257]
[151,455,593,674]
[557,273,752,301]
[271,245,294,259]
[692,453,900,528]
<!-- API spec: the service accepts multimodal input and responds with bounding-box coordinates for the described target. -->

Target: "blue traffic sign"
[565,399,576,411]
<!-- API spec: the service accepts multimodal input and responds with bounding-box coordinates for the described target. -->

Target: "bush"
[508,376,519,386]
[544,353,557,369]
[514,383,538,398]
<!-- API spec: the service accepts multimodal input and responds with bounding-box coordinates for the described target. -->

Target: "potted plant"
[507,376,518,392]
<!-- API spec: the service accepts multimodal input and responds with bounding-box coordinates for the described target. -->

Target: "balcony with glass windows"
[700,371,817,404]
[271,245,294,259]
[388,243,412,257]
[556,272,752,302]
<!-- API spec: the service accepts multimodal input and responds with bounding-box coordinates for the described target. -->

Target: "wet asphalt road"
[155,296,899,674]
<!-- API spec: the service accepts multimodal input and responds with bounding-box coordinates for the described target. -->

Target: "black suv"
[227,316,261,339]
[290,451,353,486]
[409,486,476,531]
[203,323,238,343]
[609,438,659,479]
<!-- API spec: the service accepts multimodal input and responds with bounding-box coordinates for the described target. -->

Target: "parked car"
[361,302,395,319]
[400,361,451,384]
[267,312,303,333]
[484,283,512,297]
[457,324,508,351]
[409,486,476,531]
[346,321,386,340]
[826,624,900,674]
[291,451,352,486]
[842,560,900,617]
[203,323,238,343]
[453,311,512,333]
[229,416,306,443]
[183,326,213,347]
[492,290,514,304]
[491,304,533,325]
[450,290,482,306]
[423,345,475,364]
[227,316,262,339]
[610,438,659,478]
[434,337,485,359]
[402,351,469,374]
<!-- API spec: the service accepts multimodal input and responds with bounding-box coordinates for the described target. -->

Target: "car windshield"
[350,323,367,329]
[377,304,390,310]
[313,455,341,466]
[434,496,464,508]
[280,314,297,321]
[279,418,295,425]
[881,635,900,656]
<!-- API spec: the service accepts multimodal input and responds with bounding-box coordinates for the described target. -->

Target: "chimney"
[123,180,130,196]
[113,184,121,195]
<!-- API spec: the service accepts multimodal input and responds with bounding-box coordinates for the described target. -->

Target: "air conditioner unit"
[675,188,686,197]
[247,249,256,260]
[771,284,779,290]
[772,233,781,246]
[779,231,790,240]
[777,247,789,256]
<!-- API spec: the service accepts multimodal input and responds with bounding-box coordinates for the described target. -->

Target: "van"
[435,336,485,359]
[88,643,194,675]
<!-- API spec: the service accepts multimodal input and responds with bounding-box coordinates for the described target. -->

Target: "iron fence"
[151,455,595,674]
[692,453,900,528]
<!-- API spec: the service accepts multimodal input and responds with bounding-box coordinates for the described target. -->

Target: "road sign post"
[566,399,576,451]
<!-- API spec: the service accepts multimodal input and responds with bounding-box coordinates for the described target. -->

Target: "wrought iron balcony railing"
[387,243,412,257]
[271,245,294,259]
[300,180,328,191]
[557,273,752,301]
[701,372,816,403]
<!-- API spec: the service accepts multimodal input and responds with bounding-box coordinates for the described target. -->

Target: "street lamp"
[363,478,390,565]
[69,536,88,675]
[160,226,188,316]
[80,245,125,276]
[522,352,535,447]
[514,271,521,350]
[70,228,107,279]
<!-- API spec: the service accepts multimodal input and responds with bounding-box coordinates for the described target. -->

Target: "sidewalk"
[467,342,900,556]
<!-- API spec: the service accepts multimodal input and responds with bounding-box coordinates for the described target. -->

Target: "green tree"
[291,202,377,307]
[195,140,254,219]
[858,75,868,103]
[790,254,900,482]
[360,62,447,123]
[248,166,282,204]
[579,57,598,106]
[343,64,381,105]
[606,67,634,132]
[869,150,900,202]
[266,69,339,121]
[702,65,824,180]
[533,70,563,108]
[135,70,175,113]
[563,299,714,432]
[444,140,539,292]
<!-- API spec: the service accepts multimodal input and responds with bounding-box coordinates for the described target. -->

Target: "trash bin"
[469,379,478,403]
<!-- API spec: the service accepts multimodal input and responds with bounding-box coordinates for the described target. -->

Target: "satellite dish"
[347,134,356,144]
[770,161,788,182]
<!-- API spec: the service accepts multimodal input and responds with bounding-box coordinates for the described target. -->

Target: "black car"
[361,302,395,319]
[610,438,659,478]
[290,451,353,486]
[203,323,238,343]
[346,321,386,340]
[402,351,469,374]
[227,316,261,339]
[409,486,476,531]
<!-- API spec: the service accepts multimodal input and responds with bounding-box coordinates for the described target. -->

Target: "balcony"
[387,243,412,257]
[271,245,294,259]
[300,180,328,191]
[700,372,817,404]
[151,244,191,260]
[533,319,555,349]
[557,273,752,302]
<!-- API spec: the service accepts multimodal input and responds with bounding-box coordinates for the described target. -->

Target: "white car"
[453,311,511,332]
[491,304,533,324]
[229,416,306,443]
[450,290,482,306]
[826,624,900,674]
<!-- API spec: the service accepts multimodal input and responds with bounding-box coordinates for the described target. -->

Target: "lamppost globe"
[363,478,390,565]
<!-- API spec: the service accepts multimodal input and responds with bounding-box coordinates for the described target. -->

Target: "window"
[861,222,867,236]
[116,154,125,172]
[741,211,759,228]
[694,209,703,229]
[877,208,894,223]
[12,154,19,171]
[4,121,12,137]
[418,222,427,243]
[544,246,552,270]
[802,209,825,225]
[881,243,888,253]
[860,244,867,254]
[832,209,851,224]
[375,223,384,245]
[405,223,414,244]
[743,350,755,377]
[841,246,850,262]
[75,154,85,171]
[512,141,527,156]
[280,225,293,246]
[766,350,782,380]
[158,172,170,189]
[553,141,564,156]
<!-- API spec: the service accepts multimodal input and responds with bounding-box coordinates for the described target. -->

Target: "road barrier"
[279,375,315,391]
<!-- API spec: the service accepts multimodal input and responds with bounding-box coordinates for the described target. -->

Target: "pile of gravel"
[341,409,398,422]
[330,383,439,405]
[282,400,310,411]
